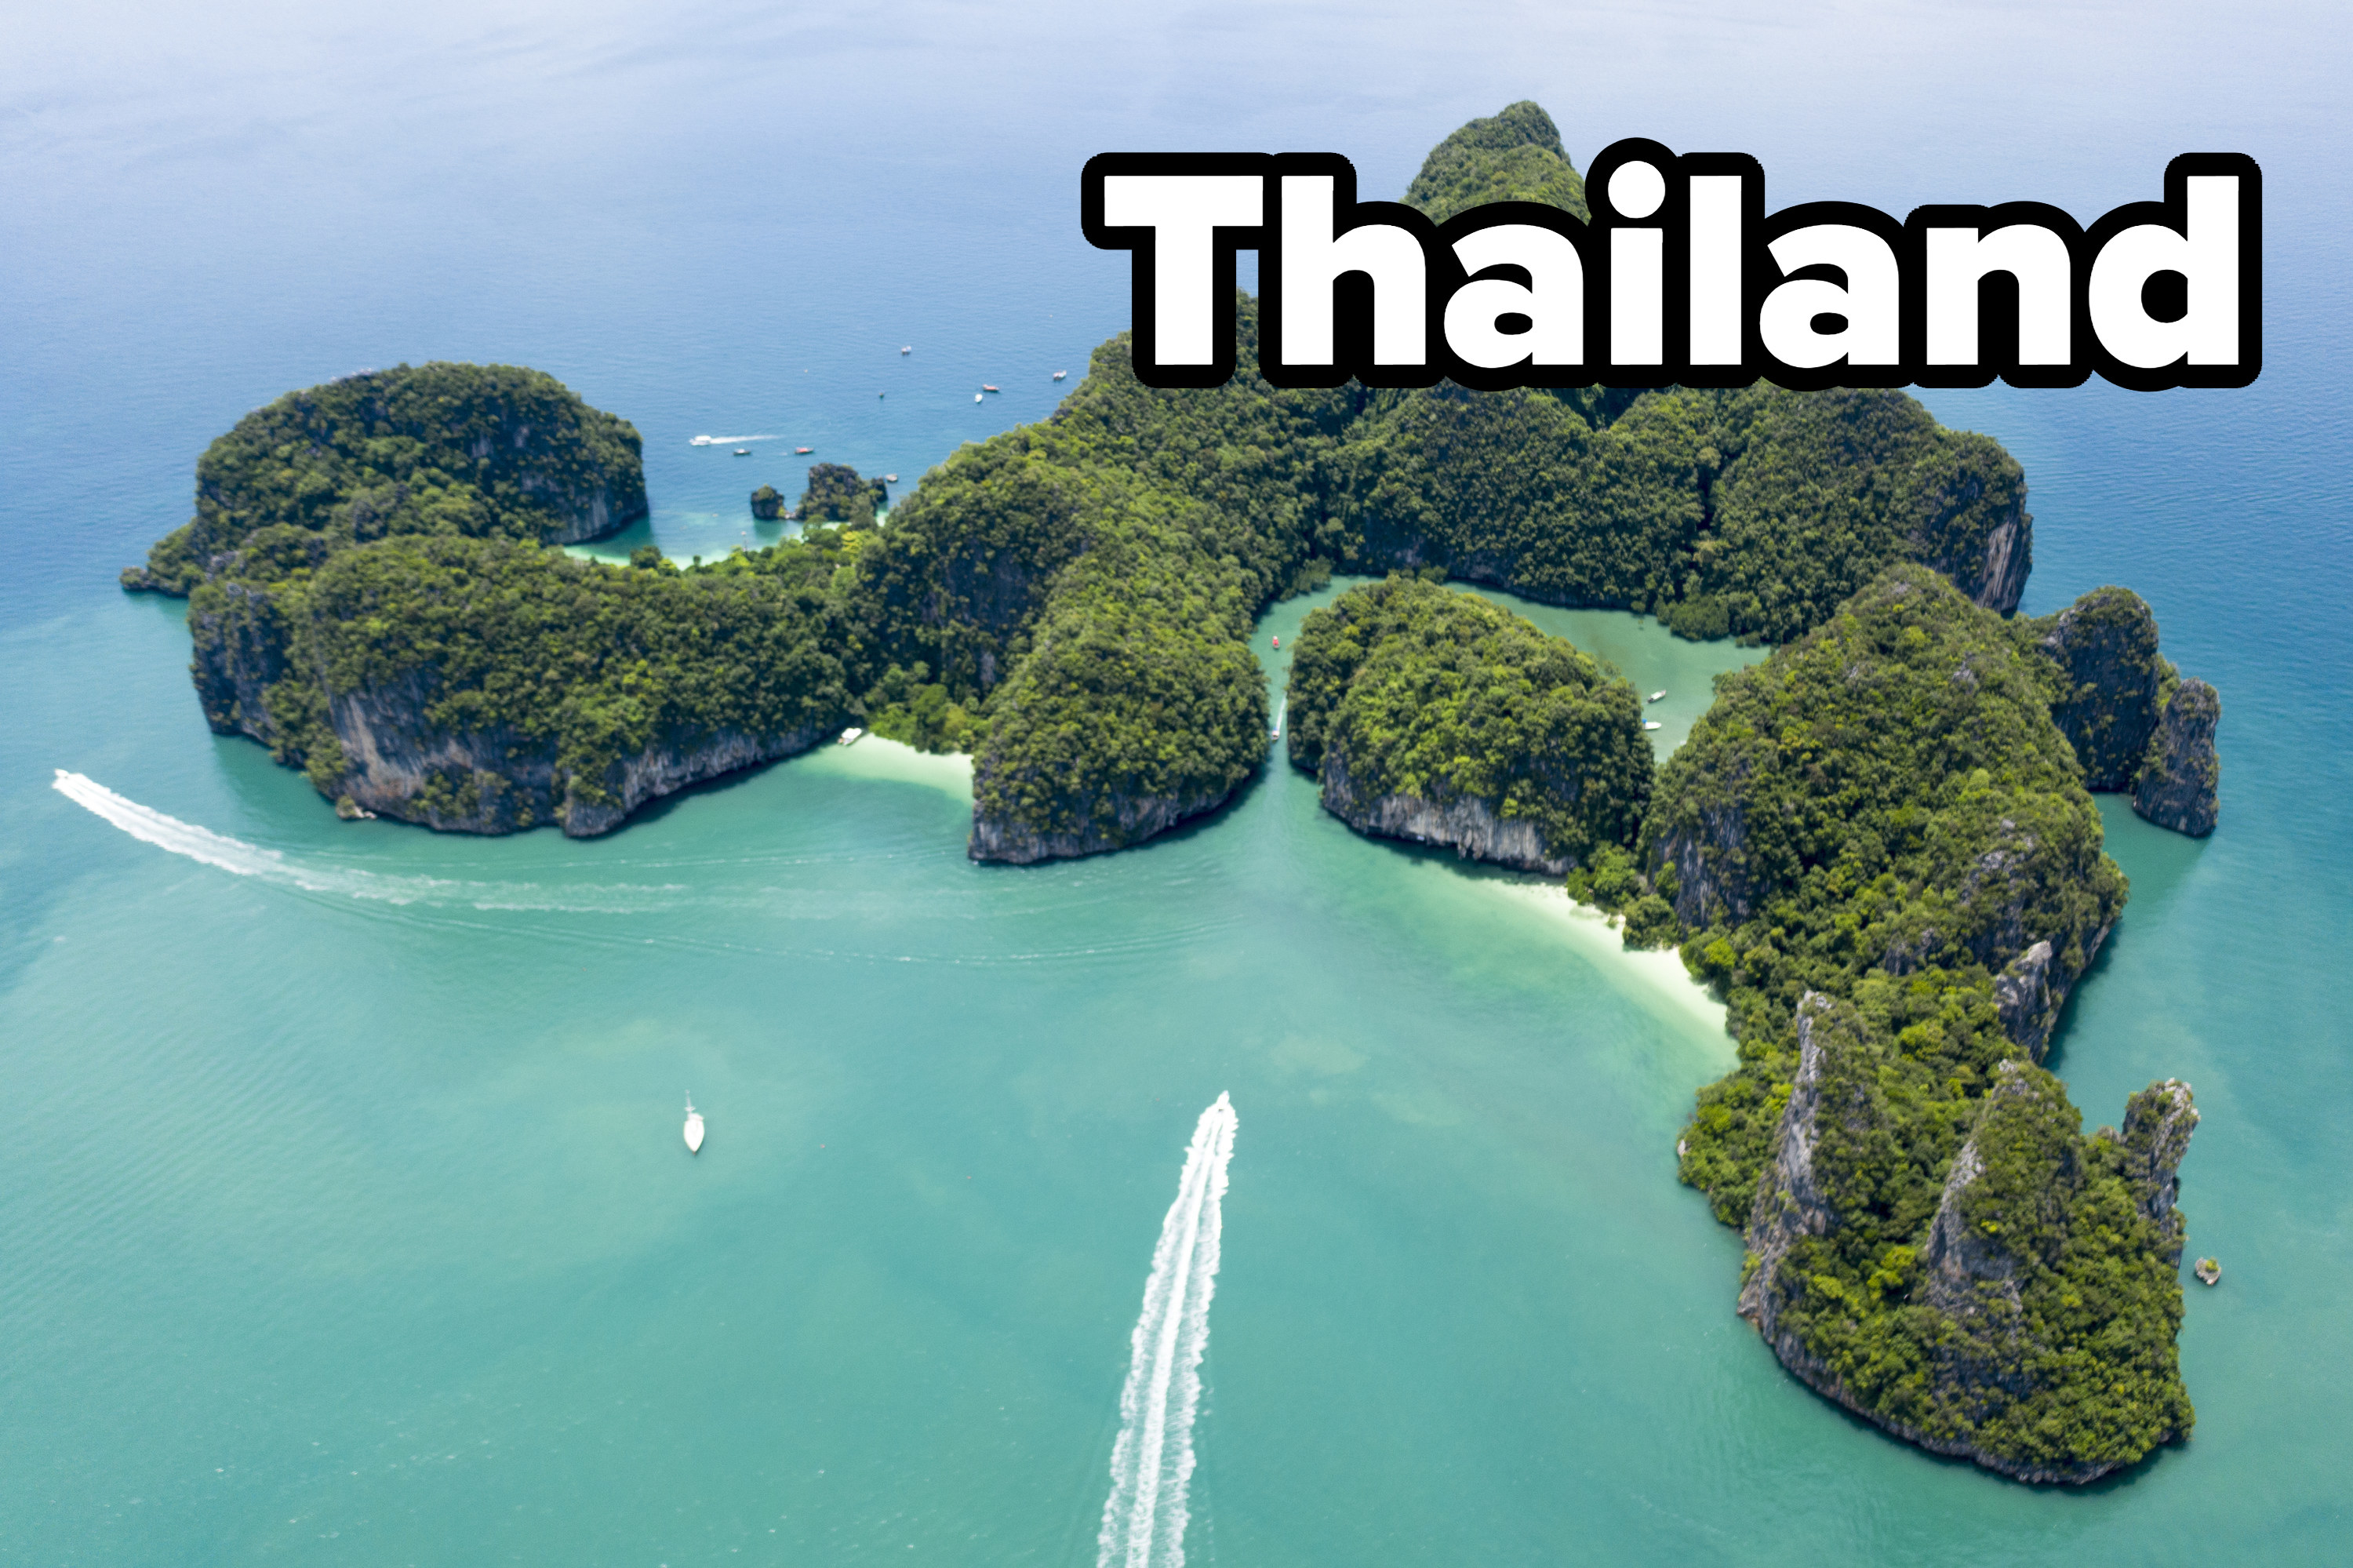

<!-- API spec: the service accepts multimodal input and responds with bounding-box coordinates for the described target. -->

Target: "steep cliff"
[2134,678,2221,836]
[1285,576,1653,875]
[1316,751,1573,875]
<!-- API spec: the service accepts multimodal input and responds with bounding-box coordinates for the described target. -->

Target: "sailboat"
[683,1096,706,1155]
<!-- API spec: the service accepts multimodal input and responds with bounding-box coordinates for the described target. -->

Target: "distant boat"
[690,435,717,446]
[982,384,1002,393]
[882,473,897,483]
[1271,635,1280,649]
[795,446,813,454]
[901,345,912,355]
[1052,369,1068,380]
[1647,689,1667,703]
[683,1096,705,1155]
[733,447,750,457]
[974,392,984,402]
[839,726,864,746]
[1642,720,1664,731]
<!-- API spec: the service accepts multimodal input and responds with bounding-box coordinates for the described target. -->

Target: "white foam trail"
[49,771,683,912]
[1097,1093,1238,1568]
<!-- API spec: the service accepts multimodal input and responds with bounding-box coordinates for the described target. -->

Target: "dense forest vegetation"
[1286,576,1652,870]
[129,106,2039,855]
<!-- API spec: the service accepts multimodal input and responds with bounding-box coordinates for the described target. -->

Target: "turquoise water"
[6,3,2353,1563]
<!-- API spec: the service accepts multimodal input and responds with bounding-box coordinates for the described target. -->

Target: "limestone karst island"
[125,102,2221,1486]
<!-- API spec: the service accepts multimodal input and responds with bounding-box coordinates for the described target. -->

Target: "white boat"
[1642,720,1663,730]
[683,1097,705,1155]
[838,726,864,746]
[690,435,716,446]
[1052,369,1068,380]
[1647,689,1667,703]
[733,447,751,457]
[974,392,984,402]
[882,473,898,483]
[901,345,912,355]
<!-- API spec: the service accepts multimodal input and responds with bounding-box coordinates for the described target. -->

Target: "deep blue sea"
[4,3,2350,1563]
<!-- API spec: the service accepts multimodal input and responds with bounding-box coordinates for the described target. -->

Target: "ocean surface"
[4,2,2351,1563]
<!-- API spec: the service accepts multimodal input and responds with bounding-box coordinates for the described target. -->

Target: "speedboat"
[1642,720,1663,731]
[974,392,984,402]
[901,345,912,355]
[1052,369,1067,380]
[683,1097,705,1155]
[1647,689,1667,703]
[882,473,898,483]
[839,726,864,746]
[690,435,716,446]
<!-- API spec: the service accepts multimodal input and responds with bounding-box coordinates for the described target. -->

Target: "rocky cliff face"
[329,676,826,836]
[1315,748,1573,875]
[966,782,1229,864]
[1656,796,1756,926]
[189,580,293,742]
[2133,679,2220,836]
[1906,439,2032,616]
[1736,993,1849,1338]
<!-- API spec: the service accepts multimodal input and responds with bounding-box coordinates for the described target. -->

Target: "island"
[125,104,2223,1483]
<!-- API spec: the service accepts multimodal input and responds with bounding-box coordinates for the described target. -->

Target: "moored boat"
[1647,689,1667,703]
[839,726,864,746]
[1642,720,1663,731]
[982,384,1002,393]
[795,446,813,453]
[1052,369,1067,380]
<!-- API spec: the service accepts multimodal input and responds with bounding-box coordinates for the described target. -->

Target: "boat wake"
[1096,1093,1238,1568]
[49,771,685,913]
[689,434,781,446]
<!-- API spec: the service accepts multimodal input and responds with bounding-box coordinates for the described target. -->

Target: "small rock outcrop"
[2028,586,2220,837]
[2035,587,2165,788]
[2133,678,2221,836]
[750,484,784,521]
[797,463,889,526]
[2117,1078,2199,1264]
